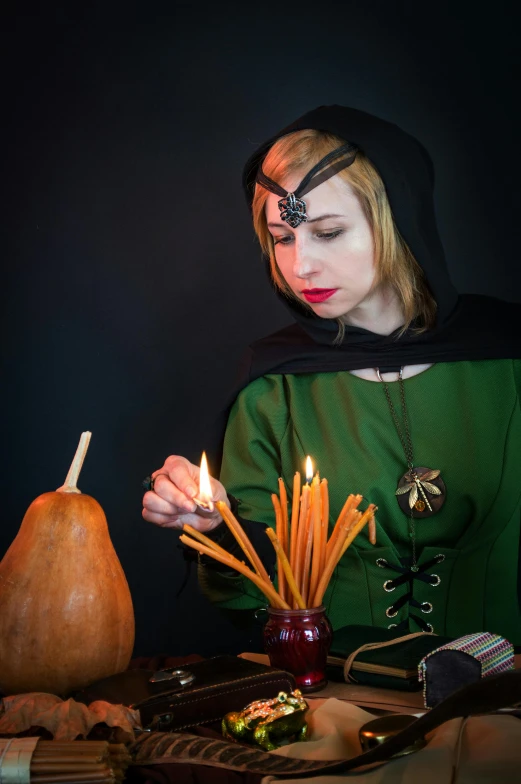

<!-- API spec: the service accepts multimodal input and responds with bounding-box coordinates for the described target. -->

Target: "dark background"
[2,2,520,657]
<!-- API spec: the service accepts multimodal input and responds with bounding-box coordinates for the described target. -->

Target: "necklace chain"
[378,368,415,471]
[376,367,418,567]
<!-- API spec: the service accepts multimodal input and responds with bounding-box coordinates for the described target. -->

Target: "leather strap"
[344,631,437,683]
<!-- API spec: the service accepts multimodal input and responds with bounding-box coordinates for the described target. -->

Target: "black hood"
[237,104,519,372]
[243,104,459,341]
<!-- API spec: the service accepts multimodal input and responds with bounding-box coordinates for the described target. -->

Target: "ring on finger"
[142,473,168,493]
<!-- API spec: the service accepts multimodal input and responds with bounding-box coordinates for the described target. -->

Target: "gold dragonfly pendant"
[395,467,446,518]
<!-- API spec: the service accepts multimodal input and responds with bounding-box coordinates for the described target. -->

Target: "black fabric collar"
[242,294,521,383]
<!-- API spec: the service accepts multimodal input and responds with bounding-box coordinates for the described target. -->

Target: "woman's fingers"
[156,455,229,507]
[142,489,193,518]
[142,454,230,532]
[161,455,200,498]
[141,506,219,532]
[148,474,196,513]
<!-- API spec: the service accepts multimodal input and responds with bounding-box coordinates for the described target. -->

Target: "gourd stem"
[56,432,92,494]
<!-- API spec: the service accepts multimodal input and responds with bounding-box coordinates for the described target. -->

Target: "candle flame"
[305,456,314,483]
[198,452,214,509]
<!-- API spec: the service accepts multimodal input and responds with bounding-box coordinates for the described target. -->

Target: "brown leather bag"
[73,655,296,732]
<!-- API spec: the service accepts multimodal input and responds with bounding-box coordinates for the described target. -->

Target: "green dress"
[199,360,521,646]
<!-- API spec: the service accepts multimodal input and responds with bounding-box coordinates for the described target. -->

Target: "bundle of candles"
[181,456,377,609]
[0,739,131,783]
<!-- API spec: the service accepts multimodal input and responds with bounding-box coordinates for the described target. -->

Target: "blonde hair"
[252,129,436,340]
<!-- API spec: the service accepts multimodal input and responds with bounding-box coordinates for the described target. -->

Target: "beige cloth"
[262,698,521,783]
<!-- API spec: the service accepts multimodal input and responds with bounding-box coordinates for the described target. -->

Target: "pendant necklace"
[376,367,446,567]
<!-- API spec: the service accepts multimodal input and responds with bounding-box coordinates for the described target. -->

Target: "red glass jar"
[263,605,333,692]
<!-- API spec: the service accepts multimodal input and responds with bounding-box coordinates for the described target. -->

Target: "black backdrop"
[2,2,520,657]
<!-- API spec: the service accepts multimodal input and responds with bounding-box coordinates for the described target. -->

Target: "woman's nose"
[292,241,318,279]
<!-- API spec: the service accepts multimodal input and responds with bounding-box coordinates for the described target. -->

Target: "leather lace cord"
[379,555,444,631]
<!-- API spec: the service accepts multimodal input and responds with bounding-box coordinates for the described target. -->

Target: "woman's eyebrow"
[268,213,345,228]
[307,213,345,223]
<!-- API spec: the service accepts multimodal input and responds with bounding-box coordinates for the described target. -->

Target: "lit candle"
[302,472,320,604]
[305,456,313,484]
[193,452,215,518]
[308,473,322,603]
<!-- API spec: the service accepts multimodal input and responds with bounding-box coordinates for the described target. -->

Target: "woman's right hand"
[142,455,229,533]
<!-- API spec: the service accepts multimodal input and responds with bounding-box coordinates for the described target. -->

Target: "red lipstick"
[301,288,338,303]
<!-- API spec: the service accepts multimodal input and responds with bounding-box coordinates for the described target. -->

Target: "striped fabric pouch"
[418,632,514,708]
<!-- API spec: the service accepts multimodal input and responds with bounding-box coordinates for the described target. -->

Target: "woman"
[143,105,521,646]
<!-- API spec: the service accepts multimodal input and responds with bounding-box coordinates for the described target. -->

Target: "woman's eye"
[317,230,343,241]
[273,235,293,245]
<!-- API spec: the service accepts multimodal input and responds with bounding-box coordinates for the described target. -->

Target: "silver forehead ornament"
[255,142,358,229]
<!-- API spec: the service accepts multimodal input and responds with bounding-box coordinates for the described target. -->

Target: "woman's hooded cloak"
[239,104,520,379]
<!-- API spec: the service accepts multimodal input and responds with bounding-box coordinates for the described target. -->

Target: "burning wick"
[193,452,215,518]
[305,455,314,485]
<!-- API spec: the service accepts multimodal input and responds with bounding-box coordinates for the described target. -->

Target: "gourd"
[0,432,135,696]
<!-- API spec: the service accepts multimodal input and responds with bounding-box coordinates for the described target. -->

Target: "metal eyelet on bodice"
[378,556,442,631]
[388,623,397,629]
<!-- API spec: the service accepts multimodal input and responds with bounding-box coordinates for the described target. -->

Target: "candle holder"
[263,605,333,693]
[180,456,376,685]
